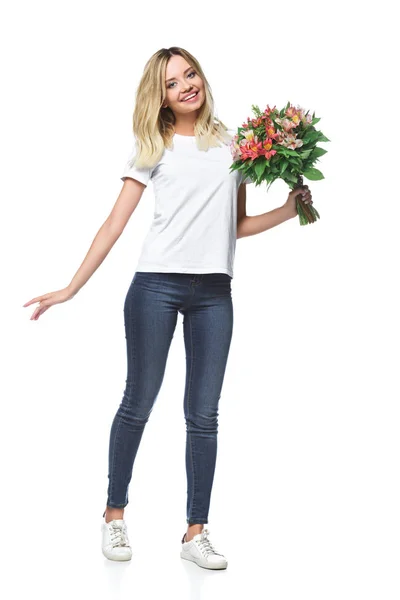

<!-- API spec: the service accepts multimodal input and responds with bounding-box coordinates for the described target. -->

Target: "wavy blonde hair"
[130,47,233,169]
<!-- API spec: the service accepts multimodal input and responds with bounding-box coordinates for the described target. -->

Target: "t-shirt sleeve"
[120,138,153,186]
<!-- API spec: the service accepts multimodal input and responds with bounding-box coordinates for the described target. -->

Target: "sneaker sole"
[102,548,132,561]
[180,550,227,570]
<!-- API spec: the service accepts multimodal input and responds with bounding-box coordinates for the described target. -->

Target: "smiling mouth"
[181,91,199,102]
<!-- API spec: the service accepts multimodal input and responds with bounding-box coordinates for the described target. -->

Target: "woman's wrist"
[281,202,297,220]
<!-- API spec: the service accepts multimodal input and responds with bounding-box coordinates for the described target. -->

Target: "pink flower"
[280,134,304,150]
[229,138,242,161]
[275,117,296,132]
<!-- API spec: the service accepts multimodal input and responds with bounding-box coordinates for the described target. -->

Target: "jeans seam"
[109,415,122,506]
[109,296,135,507]
[187,310,196,521]
[123,299,137,506]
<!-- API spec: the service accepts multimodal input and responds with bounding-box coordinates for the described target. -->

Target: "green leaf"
[254,159,267,178]
[284,171,298,184]
[281,148,299,156]
[299,149,313,159]
[280,159,288,175]
[303,168,324,181]
[310,147,328,159]
[302,131,320,145]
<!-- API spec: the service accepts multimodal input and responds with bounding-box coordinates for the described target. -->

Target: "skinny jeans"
[105,271,234,524]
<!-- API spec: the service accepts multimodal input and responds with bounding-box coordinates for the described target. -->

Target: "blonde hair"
[130,47,233,169]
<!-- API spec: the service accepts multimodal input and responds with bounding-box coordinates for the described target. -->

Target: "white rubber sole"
[102,548,132,561]
[180,549,227,569]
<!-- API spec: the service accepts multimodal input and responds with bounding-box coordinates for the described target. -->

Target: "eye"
[167,71,197,89]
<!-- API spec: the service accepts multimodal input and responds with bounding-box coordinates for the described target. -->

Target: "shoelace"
[109,521,129,547]
[195,528,223,557]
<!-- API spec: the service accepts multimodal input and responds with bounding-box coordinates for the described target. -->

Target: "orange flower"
[260,138,276,160]
[238,132,264,160]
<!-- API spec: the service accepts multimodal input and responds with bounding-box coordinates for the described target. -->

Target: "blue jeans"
[105,271,234,524]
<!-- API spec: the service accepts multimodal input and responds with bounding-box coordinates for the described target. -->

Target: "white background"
[2,0,399,598]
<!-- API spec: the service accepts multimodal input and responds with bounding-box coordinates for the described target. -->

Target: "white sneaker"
[180,528,228,569]
[101,517,132,561]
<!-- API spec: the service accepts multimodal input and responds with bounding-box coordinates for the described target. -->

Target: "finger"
[24,297,42,307]
[23,294,50,307]
[31,304,44,320]
[38,306,49,319]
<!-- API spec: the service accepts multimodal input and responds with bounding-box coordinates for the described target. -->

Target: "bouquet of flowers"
[229,102,330,225]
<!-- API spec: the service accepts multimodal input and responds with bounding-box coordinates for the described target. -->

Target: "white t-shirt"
[120,128,252,279]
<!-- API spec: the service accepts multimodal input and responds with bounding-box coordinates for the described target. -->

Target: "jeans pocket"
[132,271,162,291]
[205,274,232,296]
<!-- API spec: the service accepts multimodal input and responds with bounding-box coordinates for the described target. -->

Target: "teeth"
[183,92,197,101]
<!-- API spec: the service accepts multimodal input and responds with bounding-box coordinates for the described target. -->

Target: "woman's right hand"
[23,287,75,321]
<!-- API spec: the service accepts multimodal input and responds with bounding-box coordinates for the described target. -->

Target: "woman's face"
[163,55,205,117]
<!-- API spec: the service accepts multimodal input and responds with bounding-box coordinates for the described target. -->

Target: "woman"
[23,46,312,570]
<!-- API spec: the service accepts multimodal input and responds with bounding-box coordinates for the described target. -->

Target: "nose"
[180,87,195,101]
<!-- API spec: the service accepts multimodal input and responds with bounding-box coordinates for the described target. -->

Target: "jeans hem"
[187,520,208,525]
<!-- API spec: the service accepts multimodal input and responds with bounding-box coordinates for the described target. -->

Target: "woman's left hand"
[284,184,313,219]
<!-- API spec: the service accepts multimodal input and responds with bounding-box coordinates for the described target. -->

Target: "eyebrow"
[165,66,193,83]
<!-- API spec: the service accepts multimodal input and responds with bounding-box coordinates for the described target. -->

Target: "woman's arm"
[237,183,313,238]
[237,206,294,238]
[236,183,294,239]
[67,178,146,295]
